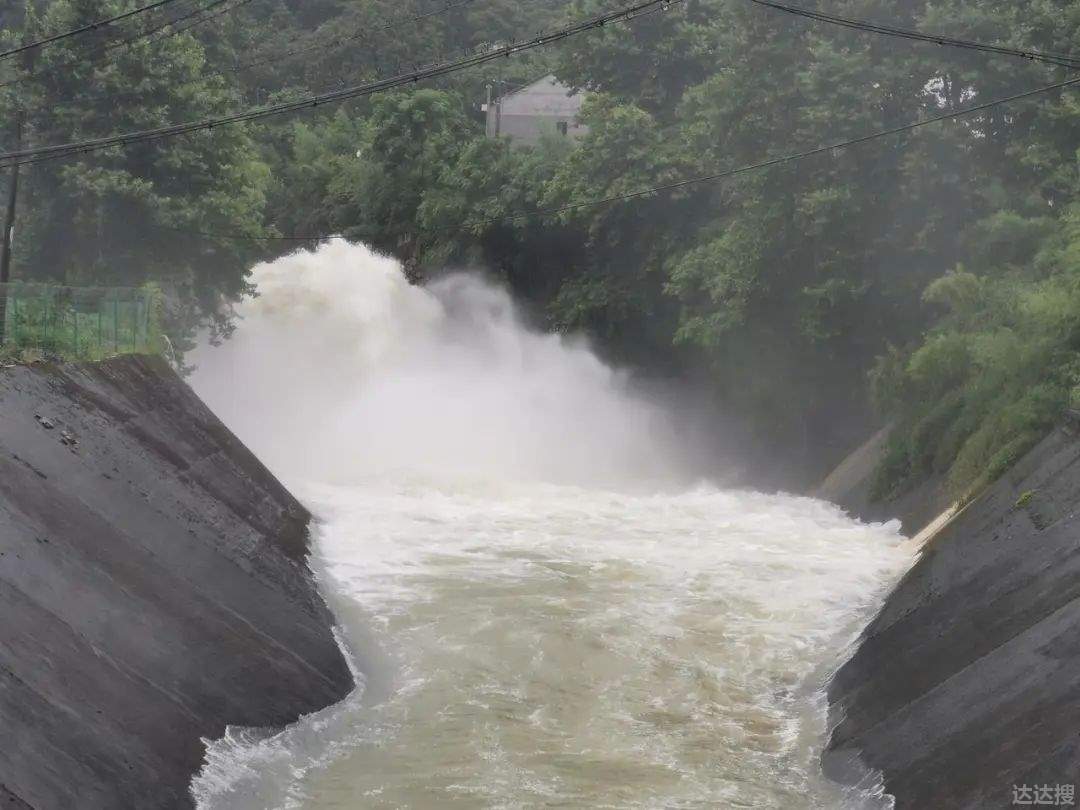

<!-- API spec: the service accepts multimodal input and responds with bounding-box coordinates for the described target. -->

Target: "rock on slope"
[0,356,354,809]
[824,424,1080,809]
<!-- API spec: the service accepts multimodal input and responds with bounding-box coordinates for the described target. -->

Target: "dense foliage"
[2,0,1079,492]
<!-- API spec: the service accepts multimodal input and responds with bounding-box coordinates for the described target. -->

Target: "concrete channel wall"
[0,356,353,809]
[821,422,1080,809]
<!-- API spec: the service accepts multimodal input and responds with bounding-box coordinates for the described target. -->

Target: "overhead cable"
[2,0,487,110]
[0,0,257,90]
[0,0,189,61]
[159,71,1080,242]
[0,0,684,168]
[747,0,1080,70]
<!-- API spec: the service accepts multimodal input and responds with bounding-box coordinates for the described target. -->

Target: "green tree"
[0,0,269,349]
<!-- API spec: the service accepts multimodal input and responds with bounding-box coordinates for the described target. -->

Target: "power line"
[40,0,582,112]
[135,0,256,50]
[0,0,189,61]
[158,71,1080,243]
[0,0,255,91]
[153,223,345,241]
[23,0,1076,239]
[475,74,1080,225]
[0,0,683,169]
[747,0,1080,70]
[1,0,496,115]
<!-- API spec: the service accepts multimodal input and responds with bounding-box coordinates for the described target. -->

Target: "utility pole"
[0,5,34,346]
[0,108,23,347]
[0,109,25,288]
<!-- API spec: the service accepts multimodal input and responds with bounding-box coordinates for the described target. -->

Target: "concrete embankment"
[820,422,1080,809]
[0,356,353,809]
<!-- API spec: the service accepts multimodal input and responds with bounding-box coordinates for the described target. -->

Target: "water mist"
[190,242,910,810]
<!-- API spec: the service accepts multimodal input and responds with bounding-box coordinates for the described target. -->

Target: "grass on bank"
[868,245,1080,505]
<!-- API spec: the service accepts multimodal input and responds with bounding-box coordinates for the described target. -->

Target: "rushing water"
[189,242,911,810]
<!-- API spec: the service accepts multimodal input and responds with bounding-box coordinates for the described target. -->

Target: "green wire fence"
[0,283,162,360]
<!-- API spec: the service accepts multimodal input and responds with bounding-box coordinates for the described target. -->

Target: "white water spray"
[189,242,910,810]
[191,240,689,489]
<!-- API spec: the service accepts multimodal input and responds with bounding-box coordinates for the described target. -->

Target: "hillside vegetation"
[3,0,1079,494]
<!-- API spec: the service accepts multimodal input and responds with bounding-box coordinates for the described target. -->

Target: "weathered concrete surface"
[813,425,892,506]
[0,356,353,809]
[813,423,953,536]
[823,424,1080,809]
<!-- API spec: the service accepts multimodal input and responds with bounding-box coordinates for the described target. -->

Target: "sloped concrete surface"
[0,356,353,809]
[824,425,1080,809]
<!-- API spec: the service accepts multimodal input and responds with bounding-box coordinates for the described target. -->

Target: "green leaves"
[2,0,270,352]
[4,0,1078,488]
[922,269,984,317]
[262,0,1080,488]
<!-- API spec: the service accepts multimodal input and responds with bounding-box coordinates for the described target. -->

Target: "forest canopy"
[2,0,1080,496]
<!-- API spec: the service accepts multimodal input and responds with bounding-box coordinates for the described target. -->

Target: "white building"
[484,75,589,145]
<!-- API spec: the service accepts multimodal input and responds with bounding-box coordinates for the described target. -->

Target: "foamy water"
[189,242,910,810]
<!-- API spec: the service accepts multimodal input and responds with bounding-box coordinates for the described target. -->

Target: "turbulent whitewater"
[189,242,911,810]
